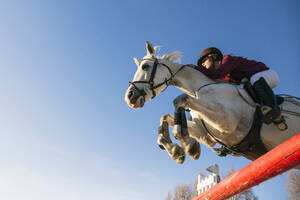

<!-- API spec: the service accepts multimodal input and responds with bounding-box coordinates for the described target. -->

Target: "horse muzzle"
[125,87,146,108]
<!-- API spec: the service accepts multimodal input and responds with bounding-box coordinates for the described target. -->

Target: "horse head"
[125,41,181,108]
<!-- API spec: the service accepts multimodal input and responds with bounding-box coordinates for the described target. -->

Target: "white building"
[197,164,238,200]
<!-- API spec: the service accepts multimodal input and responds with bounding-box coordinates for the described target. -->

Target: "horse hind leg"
[157,114,185,164]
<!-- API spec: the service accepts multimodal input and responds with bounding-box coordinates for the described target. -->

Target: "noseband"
[129,58,186,99]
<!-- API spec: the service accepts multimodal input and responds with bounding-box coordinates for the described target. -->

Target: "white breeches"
[250,69,279,89]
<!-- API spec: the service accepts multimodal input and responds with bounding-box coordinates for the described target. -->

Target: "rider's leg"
[251,70,287,130]
[250,69,279,89]
[253,77,280,122]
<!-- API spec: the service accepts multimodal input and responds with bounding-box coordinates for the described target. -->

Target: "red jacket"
[194,55,269,83]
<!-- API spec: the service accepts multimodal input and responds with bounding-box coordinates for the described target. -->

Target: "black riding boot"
[253,77,287,130]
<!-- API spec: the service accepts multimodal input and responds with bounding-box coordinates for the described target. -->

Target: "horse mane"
[143,46,182,63]
[159,50,182,63]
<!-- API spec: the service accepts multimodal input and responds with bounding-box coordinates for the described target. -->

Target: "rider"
[189,47,287,130]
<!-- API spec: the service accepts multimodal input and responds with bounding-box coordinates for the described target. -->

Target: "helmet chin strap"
[211,58,215,69]
[208,54,219,69]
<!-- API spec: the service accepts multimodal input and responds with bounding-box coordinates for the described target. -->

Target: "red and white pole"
[193,133,300,200]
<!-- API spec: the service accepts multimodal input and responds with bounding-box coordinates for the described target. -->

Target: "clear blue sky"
[0,1,299,200]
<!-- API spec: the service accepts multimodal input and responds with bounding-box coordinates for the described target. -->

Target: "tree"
[226,165,236,177]
[165,166,258,200]
[165,182,197,200]
[286,170,300,200]
[165,191,172,200]
[173,183,196,200]
[238,190,258,200]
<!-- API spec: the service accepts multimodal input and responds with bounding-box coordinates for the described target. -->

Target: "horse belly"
[261,113,300,151]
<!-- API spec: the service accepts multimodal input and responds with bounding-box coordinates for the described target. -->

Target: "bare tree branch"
[286,170,300,200]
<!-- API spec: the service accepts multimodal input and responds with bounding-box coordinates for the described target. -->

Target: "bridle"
[129,58,186,99]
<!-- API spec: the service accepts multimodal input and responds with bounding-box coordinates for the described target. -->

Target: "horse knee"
[173,94,189,109]
[160,114,174,126]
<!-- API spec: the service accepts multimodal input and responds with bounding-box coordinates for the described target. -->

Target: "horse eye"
[142,64,150,71]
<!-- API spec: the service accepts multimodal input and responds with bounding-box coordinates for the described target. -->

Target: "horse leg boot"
[253,77,287,131]
[173,107,200,160]
[157,114,185,164]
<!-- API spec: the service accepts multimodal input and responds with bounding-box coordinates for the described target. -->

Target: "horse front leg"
[173,94,201,160]
[157,114,186,164]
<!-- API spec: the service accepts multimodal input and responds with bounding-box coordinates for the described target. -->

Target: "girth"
[204,106,268,160]
[229,106,268,160]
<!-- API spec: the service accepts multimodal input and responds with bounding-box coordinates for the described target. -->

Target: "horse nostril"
[128,90,134,99]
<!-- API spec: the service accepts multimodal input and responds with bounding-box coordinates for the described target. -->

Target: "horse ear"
[133,57,140,67]
[146,41,155,57]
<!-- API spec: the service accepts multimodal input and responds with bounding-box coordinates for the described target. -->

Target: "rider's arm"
[193,55,238,79]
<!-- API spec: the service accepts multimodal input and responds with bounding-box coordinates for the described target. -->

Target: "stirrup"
[260,106,280,124]
[273,115,288,131]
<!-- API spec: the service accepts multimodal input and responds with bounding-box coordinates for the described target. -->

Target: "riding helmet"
[197,47,223,66]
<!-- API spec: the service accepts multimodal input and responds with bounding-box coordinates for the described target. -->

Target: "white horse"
[125,41,300,167]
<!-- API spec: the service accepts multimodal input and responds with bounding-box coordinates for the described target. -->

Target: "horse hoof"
[171,144,185,164]
[175,155,185,164]
[186,138,200,160]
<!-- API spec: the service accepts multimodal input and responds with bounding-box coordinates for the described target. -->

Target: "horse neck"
[166,61,215,96]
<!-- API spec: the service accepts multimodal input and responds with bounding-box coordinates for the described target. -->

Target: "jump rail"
[193,133,300,200]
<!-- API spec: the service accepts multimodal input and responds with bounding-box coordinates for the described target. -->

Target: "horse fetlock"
[157,135,185,164]
[157,133,171,147]
[182,137,201,160]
